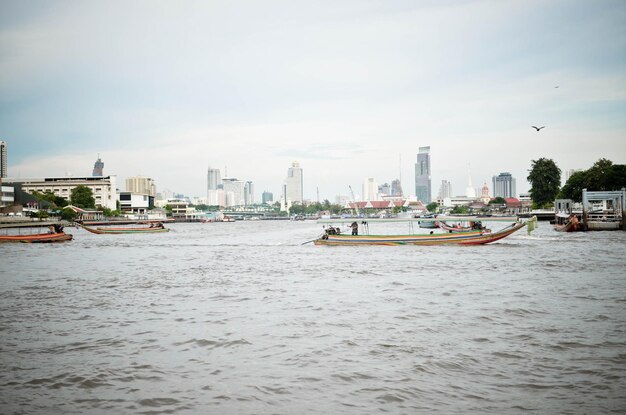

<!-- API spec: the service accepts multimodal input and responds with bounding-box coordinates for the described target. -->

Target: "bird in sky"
[531,126,545,131]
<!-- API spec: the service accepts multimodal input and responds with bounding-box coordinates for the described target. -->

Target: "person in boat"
[53,223,64,233]
[350,221,358,236]
[326,226,336,235]
[48,225,55,234]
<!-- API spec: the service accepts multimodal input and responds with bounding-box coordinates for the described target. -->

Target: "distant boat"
[312,219,532,246]
[77,223,169,234]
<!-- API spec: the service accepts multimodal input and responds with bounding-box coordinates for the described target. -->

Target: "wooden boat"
[0,231,73,243]
[554,213,580,232]
[313,220,528,246]
[77,223,169,234]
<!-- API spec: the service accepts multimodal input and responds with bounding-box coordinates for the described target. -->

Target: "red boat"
[0,232,73,243]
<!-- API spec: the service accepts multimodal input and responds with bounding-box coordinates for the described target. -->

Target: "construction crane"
[348,185,359,216]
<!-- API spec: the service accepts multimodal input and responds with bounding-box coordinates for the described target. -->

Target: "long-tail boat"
[554,213,580,232]
[0,223,73,243]
[311,217,535,246]
[77,223,169,234]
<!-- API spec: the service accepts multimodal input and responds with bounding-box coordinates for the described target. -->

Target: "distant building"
[118,192,155,214]
[492,172,516,198]
[363,177,378,201]
[378,183,391,196]
[262,191,273,204]
[3,175,118,210]
[244,181,254,205]
[564,169,582,183]
[0,140,7,178]
[1,185,14,207]
[207,166,222,205]
[92,155,104,176]
[465,171,476,198]
[285,161,303,204]
[438,180,452,199]
[222,178,245,206]
[480,182,490,204]
[415,146,431,203]
[391,179,403,196]
[126,176,156,197]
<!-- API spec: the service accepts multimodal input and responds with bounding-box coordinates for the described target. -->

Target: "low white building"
[118,192,154,214]
[3,176,117,210]
[1,185,14,207]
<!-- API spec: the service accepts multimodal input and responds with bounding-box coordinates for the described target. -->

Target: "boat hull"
[78,223,169,234]
[313,223,526,246]
[0,232,73,243]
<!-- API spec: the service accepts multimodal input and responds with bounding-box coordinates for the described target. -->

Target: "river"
[1,220,625,414]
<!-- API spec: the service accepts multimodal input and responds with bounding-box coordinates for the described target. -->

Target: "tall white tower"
[285,161,303,204]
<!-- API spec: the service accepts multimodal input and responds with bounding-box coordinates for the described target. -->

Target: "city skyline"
[2,2,625,199]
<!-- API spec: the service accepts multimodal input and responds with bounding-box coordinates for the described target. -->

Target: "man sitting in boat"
[53,224,64,233]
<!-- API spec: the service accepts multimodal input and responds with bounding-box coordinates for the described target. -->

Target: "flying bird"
[531,126,545,131]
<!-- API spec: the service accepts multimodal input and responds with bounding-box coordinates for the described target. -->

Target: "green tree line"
[528,158,626,207]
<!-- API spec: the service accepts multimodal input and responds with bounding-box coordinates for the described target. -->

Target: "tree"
[426,202,439,213]
[70,186,96,209]
[451,205,468,214]
[559,159,626,201]
[488,197,506,205]
[61,207,77,222]
[527,158,561,208]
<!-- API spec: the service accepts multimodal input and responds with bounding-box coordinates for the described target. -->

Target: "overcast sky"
[2,0,625,201]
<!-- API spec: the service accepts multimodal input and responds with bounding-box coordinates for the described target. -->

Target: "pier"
[582,188,626,231]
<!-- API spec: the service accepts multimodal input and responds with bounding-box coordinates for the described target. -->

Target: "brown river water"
[1,220,625,414]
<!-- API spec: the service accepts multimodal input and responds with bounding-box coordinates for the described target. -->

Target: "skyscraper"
[244,181,254,205]
[438,180,452,199]
[391,179,403,197]
[414,146,431,203]
[262,191,273,204]
[207,166,222,205]
[492,172,516,198]
[363,177,378,201]
[0,140,7,178]
[285,161,303,204]
[92,155,104,176]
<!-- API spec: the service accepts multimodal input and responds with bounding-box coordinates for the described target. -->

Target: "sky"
[1,0,625,202]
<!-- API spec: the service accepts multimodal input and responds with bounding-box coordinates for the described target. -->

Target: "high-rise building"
[207,167,222,191]
[492,172,516,198]
[438,180,452,199]
[415,146,431,203]
[0,140,7,178]
[363,177,378,201]
[207,166,222,206]
[262,191,273,204]
[92,155,104,176]
[285,161,303,204]
[125,176,156,197]
[391,179,403,196]
[222,178,245,206]
[244,181,254,205]
[378,183,391,196]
